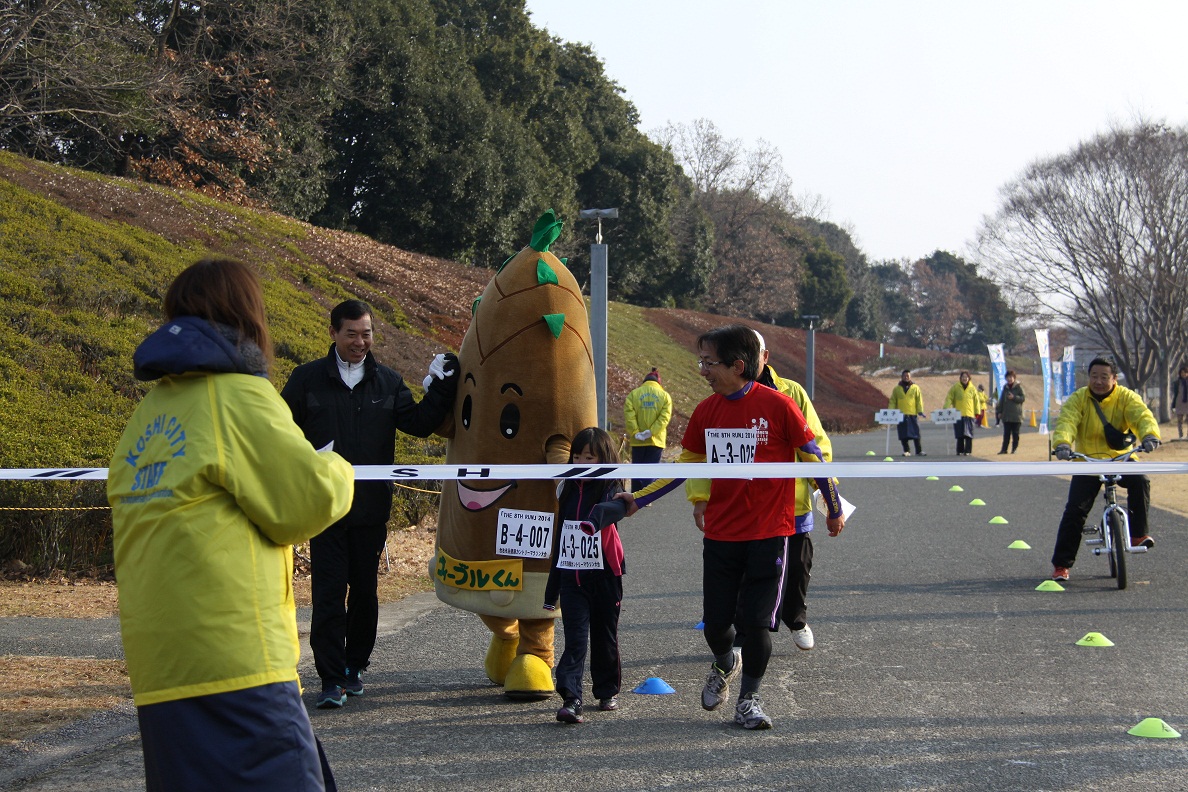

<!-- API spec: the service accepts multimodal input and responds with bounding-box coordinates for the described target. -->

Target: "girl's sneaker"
[556,699,584,724]
[598,696,618,711]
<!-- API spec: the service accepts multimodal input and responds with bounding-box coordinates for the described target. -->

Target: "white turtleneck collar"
[335,348,366,390]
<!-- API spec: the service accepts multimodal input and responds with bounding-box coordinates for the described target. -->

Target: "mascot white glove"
[423,353,455,389]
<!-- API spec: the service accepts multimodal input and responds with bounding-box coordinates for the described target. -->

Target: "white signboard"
[495,509,554,559]
[875,409,904,426]
[931,408,962,425]
[556,520,604,570]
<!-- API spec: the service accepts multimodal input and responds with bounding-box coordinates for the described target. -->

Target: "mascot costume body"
[432,210,597,699]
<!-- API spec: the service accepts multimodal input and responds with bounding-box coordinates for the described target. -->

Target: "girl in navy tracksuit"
[545,427,628,724]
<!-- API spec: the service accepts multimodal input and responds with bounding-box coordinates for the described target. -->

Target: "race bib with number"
[557,519,604,570]
[705,427,757,465]
[495,509,554,559]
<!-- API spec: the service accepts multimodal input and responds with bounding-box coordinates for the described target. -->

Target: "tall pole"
[579,208,618,430]
[590,239,608,429]
[802,315,819,400]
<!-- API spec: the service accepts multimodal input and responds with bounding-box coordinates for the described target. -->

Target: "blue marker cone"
[694,620,705,630]
[633,677,676,695]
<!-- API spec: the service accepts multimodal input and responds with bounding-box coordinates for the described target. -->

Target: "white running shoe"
[791,624,814,651]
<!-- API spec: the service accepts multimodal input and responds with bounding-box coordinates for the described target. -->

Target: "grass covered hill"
[0,151,488,569]
[1,150,918,571]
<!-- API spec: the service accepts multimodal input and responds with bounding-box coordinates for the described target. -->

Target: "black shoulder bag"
[1090,398,1136,451]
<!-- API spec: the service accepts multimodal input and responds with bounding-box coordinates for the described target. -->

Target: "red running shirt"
[683,384,815,542]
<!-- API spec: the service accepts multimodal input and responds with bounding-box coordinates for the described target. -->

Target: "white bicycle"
[1068,449,1148,590]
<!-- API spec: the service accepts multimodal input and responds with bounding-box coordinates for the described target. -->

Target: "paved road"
[4,428,1188,790]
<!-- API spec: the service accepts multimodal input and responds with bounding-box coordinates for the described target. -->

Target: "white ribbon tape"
[3,460,1187,481]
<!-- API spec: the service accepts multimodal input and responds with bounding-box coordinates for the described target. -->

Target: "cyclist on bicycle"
[1051,358,1160,581]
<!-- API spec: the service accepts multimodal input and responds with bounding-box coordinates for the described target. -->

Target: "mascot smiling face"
[432,210,597,698]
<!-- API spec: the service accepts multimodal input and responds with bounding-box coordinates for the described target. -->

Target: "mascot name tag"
[557,519,603,570]
[705,428,757,465]
[496,509,554,559]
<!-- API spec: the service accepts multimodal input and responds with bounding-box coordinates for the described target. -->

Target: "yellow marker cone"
[926,476,940,481]
[1036,580,1065,591]
[1128,718,1181,738]
[866,450,876,456]
[969,498,986,506]
[948,485,964,492]
[989,516,1009,524]
[1030,410,1037,428]
[883,456,895,462]
[1008,540,1031,549]
[1076,632,1114,647]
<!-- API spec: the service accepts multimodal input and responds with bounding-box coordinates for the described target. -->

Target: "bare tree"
[654,118,740,195]
[0,0,167,164]
[657,119,797,210]
[655,118,807,322]
[909,260,963,350]
[979,121,1188,421]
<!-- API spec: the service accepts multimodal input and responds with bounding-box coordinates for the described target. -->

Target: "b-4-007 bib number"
[495,509,554,559]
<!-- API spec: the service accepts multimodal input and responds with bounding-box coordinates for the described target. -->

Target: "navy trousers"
[555,571,623,702]
[137,681,335,792]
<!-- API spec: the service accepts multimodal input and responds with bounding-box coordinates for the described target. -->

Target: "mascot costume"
[432,210,597,699]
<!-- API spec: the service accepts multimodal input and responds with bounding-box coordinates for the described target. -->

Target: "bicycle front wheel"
[1108,510,1128,590]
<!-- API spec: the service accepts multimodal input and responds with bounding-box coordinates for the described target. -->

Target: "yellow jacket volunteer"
[109,317,354,706]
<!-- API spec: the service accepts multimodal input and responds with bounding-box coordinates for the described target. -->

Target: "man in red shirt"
[609,324,844,729]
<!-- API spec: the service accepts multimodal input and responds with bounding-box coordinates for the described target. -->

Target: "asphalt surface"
[4,426,1188,791]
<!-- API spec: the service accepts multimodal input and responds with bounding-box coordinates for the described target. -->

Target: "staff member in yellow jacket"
[623,367,672,490]
[1050,357,1161,582]
[888,370,926,456]
[108,258,355,792]
[942,370,979,455]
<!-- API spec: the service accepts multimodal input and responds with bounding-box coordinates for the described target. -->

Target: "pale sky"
[524,0,1188,263]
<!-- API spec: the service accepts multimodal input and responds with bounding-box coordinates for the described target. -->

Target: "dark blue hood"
[133,316,266,381]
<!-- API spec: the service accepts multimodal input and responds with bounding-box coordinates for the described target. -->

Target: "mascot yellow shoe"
[503,654,555,701]
[431,210,597,700]
[483,633,518,686]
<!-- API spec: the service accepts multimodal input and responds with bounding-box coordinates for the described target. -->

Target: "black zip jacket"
[281,345,456,526]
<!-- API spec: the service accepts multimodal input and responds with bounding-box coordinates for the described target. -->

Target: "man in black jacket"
[282,299,458,709]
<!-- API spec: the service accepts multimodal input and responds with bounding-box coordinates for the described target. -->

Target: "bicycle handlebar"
[1067,449,1142,463]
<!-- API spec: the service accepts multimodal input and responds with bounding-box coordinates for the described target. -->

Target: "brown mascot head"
[433,209,598,617]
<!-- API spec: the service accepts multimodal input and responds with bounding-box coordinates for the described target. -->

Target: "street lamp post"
[801,315,820,400]
[578,208,618,429]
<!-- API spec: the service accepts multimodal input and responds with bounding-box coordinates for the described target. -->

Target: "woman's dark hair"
[164,258,272,362]
[1005,369,1016,378]
[697,324,760,381]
